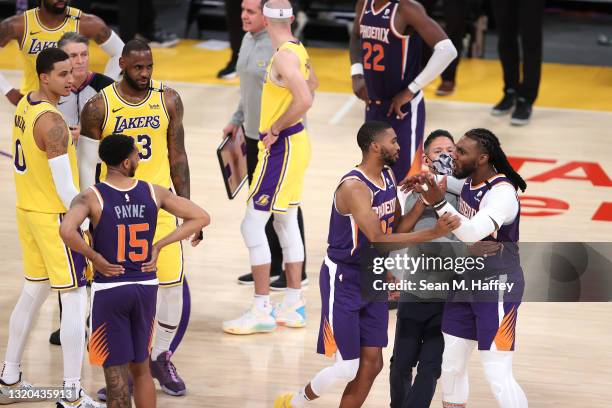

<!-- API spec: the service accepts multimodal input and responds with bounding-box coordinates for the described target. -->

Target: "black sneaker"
[510,98,532,126]
[217,61,237,80]
[49,328,60,346]
[491,90,516,116]
[237,271,281,285]
[270,270,309,291]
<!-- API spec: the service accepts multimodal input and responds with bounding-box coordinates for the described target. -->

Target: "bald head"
[264,0,293,25]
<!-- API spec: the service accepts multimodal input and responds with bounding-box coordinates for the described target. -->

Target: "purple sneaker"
[96,377,133,402]
[150,351,186,396]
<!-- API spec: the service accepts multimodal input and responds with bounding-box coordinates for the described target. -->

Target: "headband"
[263,4,293,18]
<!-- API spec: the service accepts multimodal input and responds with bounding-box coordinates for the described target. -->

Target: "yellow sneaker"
[273,393,295,408]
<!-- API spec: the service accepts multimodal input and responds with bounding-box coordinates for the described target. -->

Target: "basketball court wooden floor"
[0,71,610,407]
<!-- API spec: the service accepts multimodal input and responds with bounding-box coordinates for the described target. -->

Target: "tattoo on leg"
[104,365,132,408]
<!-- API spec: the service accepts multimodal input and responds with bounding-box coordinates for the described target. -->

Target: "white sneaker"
[274,298,306,328]
[222,305,277,335]
[57,389,106,407]
[0,374,38,404]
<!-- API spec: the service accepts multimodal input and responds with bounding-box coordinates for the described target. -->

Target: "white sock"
[290,387,311,407]
[152,285,183,359]
[2,282,50,384]
[283,288,301,307]
[0,362,20,385]
[60,287,87,395]
[63,378,82,401]
[253,294,271,313]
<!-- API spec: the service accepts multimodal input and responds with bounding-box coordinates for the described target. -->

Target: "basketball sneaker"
[510,97,533,126]
[491,90,516,116]
[274,393,296,408]
[56,389,105,407]
[274,299,306,328]
[150,351,186,396]
[222,305,277,335]
[0,374,38,404]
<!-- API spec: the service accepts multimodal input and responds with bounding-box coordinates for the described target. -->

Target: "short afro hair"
[99,134,136,167]
[424,129,454,152]
[356,121,392,152]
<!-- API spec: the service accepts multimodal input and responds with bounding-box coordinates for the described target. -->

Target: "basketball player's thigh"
[473,301,520,351]
[90,284,136,367]
[29,211,87,290]
[277,131,311,210]
[154,211,183,287]
[16,208,47,283]
[441,301,478,341]
[318,261,363,360]
[129,284,157,363]
[359,301,389,348]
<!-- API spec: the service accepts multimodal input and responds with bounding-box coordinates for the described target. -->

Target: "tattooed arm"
[0,15,25,105]
[164,87,190,199]
[79,13,123,80]
[80,93,105,141]
[78,93,105,189]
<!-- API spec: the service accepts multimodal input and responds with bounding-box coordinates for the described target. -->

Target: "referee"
[48,31,114,346]
[222,0,307,289]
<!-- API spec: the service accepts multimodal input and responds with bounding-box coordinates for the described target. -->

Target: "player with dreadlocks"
[411,128,528,408]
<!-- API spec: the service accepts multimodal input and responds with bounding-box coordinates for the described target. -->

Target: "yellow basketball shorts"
[155,209,184,287]
[16,208,88,290]
[248,128,311,214]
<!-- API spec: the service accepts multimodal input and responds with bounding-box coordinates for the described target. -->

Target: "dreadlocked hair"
[464,128,527,192]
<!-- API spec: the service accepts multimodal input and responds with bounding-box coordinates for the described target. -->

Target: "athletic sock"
[283,288,301,307]
[0,362,20,384]
[152,321,177,360]
[63,378,82,401]
[153,285,183,359]
[289,387,311,407]
[253,294,271,313]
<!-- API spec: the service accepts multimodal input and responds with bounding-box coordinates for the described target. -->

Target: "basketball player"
[414,128,528,408]
[223,0,316,335]
[0,0,123,105]
[59,134,210,408]
[274,121,460,408]
[0,48,101,407]
[47,31,115,346]
[79,40,196,397]
[350,0,458,181]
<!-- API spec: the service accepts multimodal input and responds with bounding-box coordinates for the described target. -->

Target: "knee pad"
[441,334,475,403]
[241,203,272,265]
[157,285,183,325]
[272,208,304,263]
[22,282,50,308]
[333,358,359,382]
[480,351,513,397]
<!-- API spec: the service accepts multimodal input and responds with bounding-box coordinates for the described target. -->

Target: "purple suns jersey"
[90,181,159,283]
[327,166,397,266]
[458,174,521,271]
[359,0,424,101]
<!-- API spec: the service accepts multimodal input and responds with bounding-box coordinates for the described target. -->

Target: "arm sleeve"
[76,136,100,191]
[49,154,90,230]
[99,30,124,80]
[435,184,519,242]
[408,39,457,94]
[0,72,15,95]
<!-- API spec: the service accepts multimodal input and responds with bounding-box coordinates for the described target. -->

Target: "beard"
[127,163,137,178]
[44,0,68,14]
[123,71,149,91]
[453,161,476,179]
[381,149,398,166]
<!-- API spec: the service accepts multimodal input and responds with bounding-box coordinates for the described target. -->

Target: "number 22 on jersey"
[363,41,385,72]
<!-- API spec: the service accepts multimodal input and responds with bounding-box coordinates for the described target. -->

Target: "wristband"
[408,81,421,94]
[433,199,447,211]
[351,63,364,76]
[0,74,14,95]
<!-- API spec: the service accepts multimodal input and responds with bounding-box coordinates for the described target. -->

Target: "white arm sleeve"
[408,39,457,94]
[434,174,466,195]
[76,136,100,190]
[0,72,15,95]
[99,30,124,80]
[435,184,519,242]
[49,154,90,231]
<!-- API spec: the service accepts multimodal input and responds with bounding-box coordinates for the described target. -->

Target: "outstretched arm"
[164,87,191,199]
[79,13,124,80]
[0,15,25,105]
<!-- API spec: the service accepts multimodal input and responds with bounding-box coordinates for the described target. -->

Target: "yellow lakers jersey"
[19,7,81,94]
[13,94,79,213]
[100,80,171,188]
[259,41,311,132]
